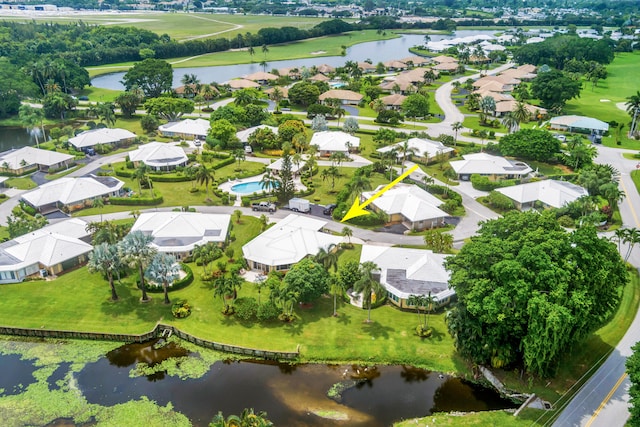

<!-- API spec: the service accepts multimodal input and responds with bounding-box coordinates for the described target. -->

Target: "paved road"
[552,145,640,427]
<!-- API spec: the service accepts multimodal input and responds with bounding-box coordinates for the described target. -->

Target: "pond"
[0,127,47,152]
[0,337,517,426]
[91,30,497,91]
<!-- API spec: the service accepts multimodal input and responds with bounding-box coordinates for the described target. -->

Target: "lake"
[91,30,497,91]
[0,127,47,152]
[0,337,517,427]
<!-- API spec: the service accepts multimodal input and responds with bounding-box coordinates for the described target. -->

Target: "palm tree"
[479,96,496,124]
[465,92,481,111]
[315,244,339,273]
[133,163,153,196]
[88,243,122,301]
[233,209,242,224]
[329,151,348,167]
[269,86,284,112]
[421,174,434,189]
[262,44,269,59]
[247,45,255,62]
[341,226,353,244]
[348,174,372,198]
[145,253,180,304]
[329,274,343,317]
[353,261,383,322]
[623,228,640,262]
[260,170,279,196]
[259,60,268,72]
[19,105,42,148]
[600,182,625,211]
[398,139,416,174]
[512,101,530,128]
[370,99,386,114]
[613,228,627,254]
[501,112,518,134]
[195,164,213,196]
[422,291,435,328]
[423,69,437,85]
[626,90,640,136]
[452,121,463,146]
[120,231,157,302]
[259,214,269,232]
[233,149,246,167]
[93,197,105,222]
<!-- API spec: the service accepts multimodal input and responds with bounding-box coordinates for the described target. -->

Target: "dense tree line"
[514,35,615,69]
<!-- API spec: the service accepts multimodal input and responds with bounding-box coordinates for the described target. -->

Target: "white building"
[361,183,449,231]
[242,214,343,272]
[548,115,610,135]
[496,179,588,210]
[0,147,74,175]
[130,212,231,260]
[450,153,533,181]
[158,118,210,139]
[235,125,278,143]
[377,138,454,163]
[310,131,360,156]
[128,142,188,171]
[359,245,454,308]
[21,175,124,213]
[0,220,93,284]
[68,128,136,151]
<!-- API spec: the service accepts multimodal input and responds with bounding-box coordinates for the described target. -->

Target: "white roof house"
[377,138,454,160]
[310,131,360,154]
[41,218,91,241]
[359,245,454,307]
[548,115,609,134]
[242,214,343,272]
[266,156,306,175]
[68,128,136,150]
[0,147,73,172]
[450,153,533,180]
[158,118,210,139]
[128,142,188,171]
[496,180,588,210]
[0,220,93,283]
[235,125,278,143]
[130,212,231,258]
[361,183,449,230]
[21,175,124,212]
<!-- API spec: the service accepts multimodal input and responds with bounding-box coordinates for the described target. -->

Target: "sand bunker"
[310,51,327,55]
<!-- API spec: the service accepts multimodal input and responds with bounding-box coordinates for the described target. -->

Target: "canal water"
[0,127,46,152]
[91,30,497,91]
[0,337,517,427]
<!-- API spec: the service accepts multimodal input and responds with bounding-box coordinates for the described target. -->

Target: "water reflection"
[0,353,37,396]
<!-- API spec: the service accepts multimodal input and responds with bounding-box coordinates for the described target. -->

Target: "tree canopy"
[498,129,561,162]
[627,341,640,426]
[530,69,582,111]
[122,59,173,98]
[445,211,627,377]
[282,257,329,303]
[144,97,194,121]
[514,35,615,69]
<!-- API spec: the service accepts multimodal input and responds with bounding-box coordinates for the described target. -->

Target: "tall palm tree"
[479,96,496,124]
[93,197,105,222]
[501,112,518,134]
[398,139,416,174]
[195,164,213,196]
[452,121,463,146]
[353,261,383,323]
[623,228,640,262]
[133,163,152,196]
[120,231,157,302]
[145,253,180,304]
[88,243,122,301]
[315,244,339,273]
[341,226,353,244]
[626,90,640,136]
[248,45,255,62]
[19,105,42,148]
[348,174,372,198]
[512,101,530,128]
[329,274,343,317]
[262,44,269,59]
[260,170,279,196]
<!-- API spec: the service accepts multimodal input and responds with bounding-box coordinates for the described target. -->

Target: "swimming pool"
[231,181,268,194]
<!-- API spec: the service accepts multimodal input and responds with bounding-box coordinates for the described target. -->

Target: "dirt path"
[179,14,243,42]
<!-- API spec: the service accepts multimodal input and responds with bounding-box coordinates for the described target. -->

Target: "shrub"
[171,299,192,318]
[441,199,460,214]
[257,300,280,321]
[415,325,433,337]
[470,174,503,191]
[235,297,258,321]
[487,190,515,211]
[557,215,575,228]
[145,264,194,292]
[110,196,163,206]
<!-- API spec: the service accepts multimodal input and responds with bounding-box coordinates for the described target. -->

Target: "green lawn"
[5,176,37,190]
[307,167,392,206]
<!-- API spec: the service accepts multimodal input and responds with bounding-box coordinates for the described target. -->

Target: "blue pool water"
[231,181,267,194]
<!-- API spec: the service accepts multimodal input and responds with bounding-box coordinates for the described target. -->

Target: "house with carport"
[242,214,342,273]
[0,147,74,175]
[377,137,454,164]
[360,183,449,231]
[21,175,125,214]
[158,118,210,140]
[318,89,363,106]
[130,212,231,260]
[358,245,454,309]
[548,115,609,136]
[496,179,588,210]
[128,142,188,171]
[379,94,407,110]
[69,128,137,152]
[310,131,360,156]
[450,153,533,181]
[0,219,93,283]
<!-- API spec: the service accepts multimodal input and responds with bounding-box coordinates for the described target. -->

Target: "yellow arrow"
[341,164,419,223]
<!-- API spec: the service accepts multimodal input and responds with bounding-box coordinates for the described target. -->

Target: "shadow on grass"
[283,320,304,337]
[428,326,446,342]
[361,320,394,339]
[336,311,352,325]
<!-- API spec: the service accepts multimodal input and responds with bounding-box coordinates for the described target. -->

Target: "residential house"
[360,183,449,231]
[317,64,336,75]
[383,60,408,71]
[68,128,136,151]
[0,219,93,283]
[21,175,125,213]
[377,137,454,163]
[431,55,458,64]
[226,79,261,90]
[0,147,74,175]
[277,67,301,80]
[264,86,289,100]
[549,115,609,135]
[494,100,547,119]
[310,131,360,156]
[358,245,454,309]
[128,142,188,171]
[500,64,537,81]
[432,62,460,73]
[242,214,343,272]
[379,78,416,94]
[379,93,407,110]
[130,212,231,260]
[398,67,439,84]
[318,89,363,105]
[309,73,330,82]
[244,71,279,85]
[496,179,588,210]
[266,156,306,176]
[450,152,533,181]
[473,79,513,93]
[472,89,514,103]
[236,125,278,143]
[358,62,377,73]
[158,118,210,140]
[401,56,432,66]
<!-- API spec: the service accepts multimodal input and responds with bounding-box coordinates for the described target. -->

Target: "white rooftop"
[450,153,533,177]
[377,137,454,159]
[242,214,342,267]
[0,147,73,170]
[158,118,210,138]
[68,128,136,149]
[128,142,188,168]
[40,218,90,240]
[361,183,448,223]
[235,125,278,143]
[267,156,306,174]
[360,245,452,301]
[21,175,124,208]
[549,115,609,132]
[310,131,360,152]
[131,212,231,253]
[496,179,588,208]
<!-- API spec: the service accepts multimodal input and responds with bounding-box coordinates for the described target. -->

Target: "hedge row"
[110,196,164,206]
[470,174,519,191]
